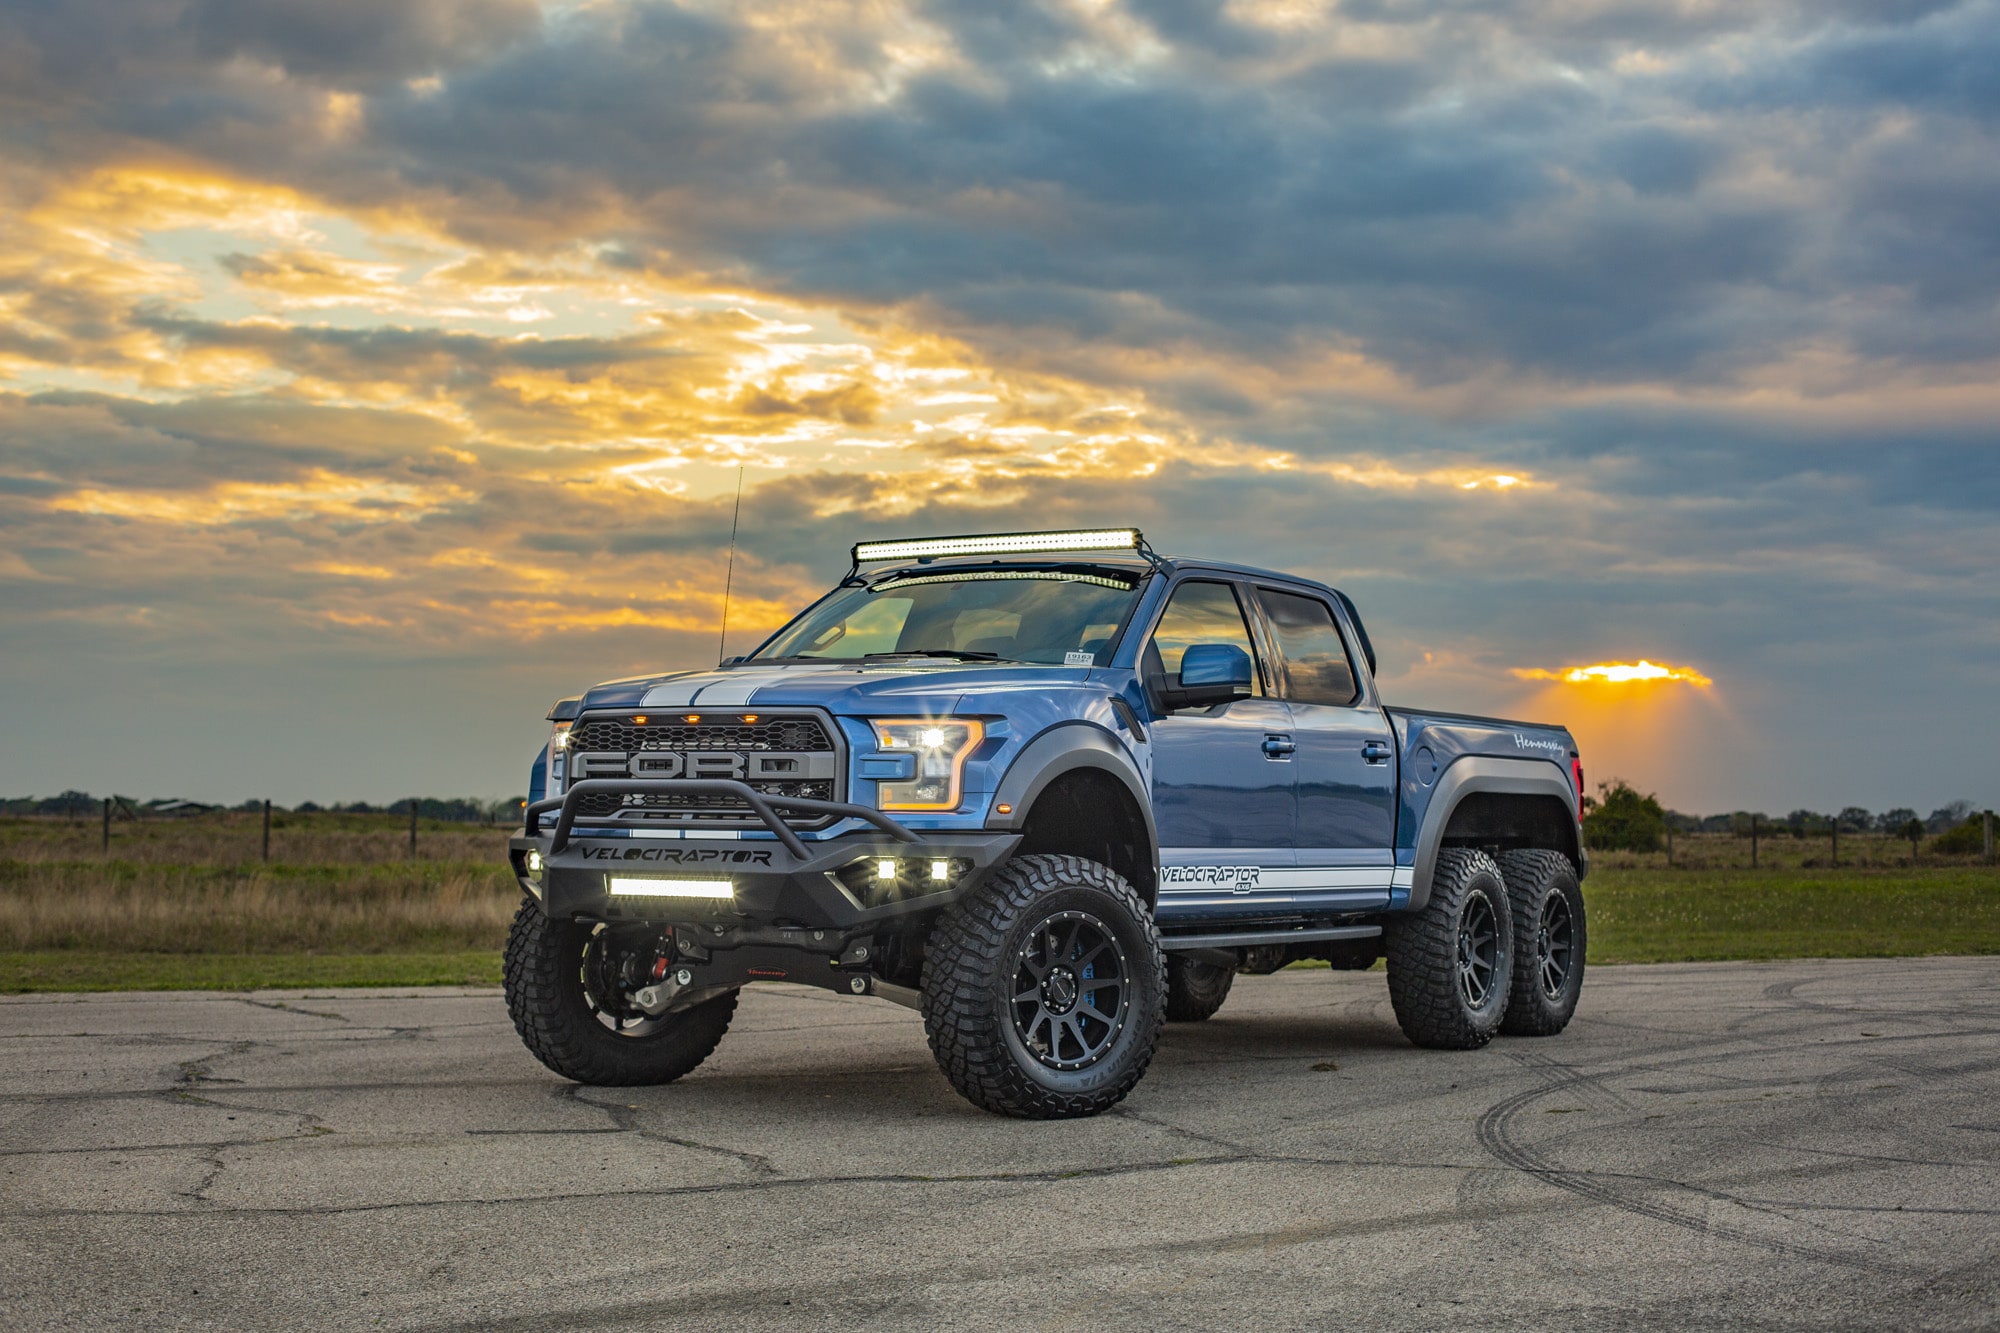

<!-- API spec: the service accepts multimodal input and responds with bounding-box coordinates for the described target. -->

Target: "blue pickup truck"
[506,529,1588,1117]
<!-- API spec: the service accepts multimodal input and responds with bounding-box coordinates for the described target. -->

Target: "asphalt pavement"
[2,957,1996,1331]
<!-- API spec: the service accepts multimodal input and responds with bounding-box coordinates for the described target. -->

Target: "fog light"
[526,849,543,874]
[876,859,898,880]
[929,859,950,882]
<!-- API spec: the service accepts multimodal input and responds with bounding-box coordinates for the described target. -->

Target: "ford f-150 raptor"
[506,528,1588,1118]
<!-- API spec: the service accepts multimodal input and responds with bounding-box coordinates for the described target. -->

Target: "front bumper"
[509,778,1019,930]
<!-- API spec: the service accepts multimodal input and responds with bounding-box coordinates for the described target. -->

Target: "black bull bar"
[524,778,922,857]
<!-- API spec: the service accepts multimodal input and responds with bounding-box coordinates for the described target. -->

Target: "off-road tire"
[1164,955,1235,1022]
[1497,850,1586,1036]
[1384,849,1514,1050]
[922,854,1165,1118]
[503,898,737,1086]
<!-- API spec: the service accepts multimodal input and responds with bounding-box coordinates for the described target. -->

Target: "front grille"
[574,781,836,820]
[568,717,832,754]
[564,712,842,829]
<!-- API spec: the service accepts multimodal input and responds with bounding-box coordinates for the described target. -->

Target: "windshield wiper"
[862,649,1003,661]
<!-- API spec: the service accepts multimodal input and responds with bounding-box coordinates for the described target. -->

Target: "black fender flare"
[1409,756,1583,912]
[985,721,1159,860]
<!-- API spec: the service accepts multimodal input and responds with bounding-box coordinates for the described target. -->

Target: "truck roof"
[859,551,1340,597]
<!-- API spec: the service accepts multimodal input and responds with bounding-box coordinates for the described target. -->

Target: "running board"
[1159,924,1382,951]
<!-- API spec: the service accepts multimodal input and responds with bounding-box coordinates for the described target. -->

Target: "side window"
[1148,580,1265,696]
[1259,589,1358,706]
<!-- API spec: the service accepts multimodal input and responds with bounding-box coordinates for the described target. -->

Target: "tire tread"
[1383,848,1512,1050]
[921,855,1164,1119]
[502,897,736,1086]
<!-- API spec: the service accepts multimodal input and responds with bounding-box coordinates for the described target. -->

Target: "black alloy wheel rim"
[1011,909,1130,1071]
[1456,892,1500,1011]
[1536,891,1575,1001]
[579,927,663,1038]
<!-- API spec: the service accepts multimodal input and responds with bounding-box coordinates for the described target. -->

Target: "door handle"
[1361,741,1392,763]
[1263,735,1296,758]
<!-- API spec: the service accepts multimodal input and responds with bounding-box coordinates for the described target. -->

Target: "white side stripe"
[1157,867,1396,895]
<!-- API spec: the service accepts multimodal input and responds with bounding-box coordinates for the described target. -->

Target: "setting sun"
[1512,661,1714,688]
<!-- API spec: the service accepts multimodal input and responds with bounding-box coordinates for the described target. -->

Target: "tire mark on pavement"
[1475,1057,1915,1275]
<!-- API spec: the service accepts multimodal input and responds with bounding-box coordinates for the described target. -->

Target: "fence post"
[1750,814,1758,868]
[102,797,111,854]
[262,799,272,863]
[1830,816,1838,868]
[409,797,419,861]
[1986,810,1994,865]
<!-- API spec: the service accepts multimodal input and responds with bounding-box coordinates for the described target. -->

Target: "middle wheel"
[1164,955,1235,1021]
[922,854,1166,1118]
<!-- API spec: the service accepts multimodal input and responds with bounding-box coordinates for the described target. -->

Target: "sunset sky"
[2,0,1995,813]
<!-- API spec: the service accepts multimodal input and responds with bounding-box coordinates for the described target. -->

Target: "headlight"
[547,720,573,793]
[871,719,985,811]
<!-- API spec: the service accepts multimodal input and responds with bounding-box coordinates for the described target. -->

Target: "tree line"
[2,792,527,824]
[1585,783,1994,855]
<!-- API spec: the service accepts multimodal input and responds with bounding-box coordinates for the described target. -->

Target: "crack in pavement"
[561,1085,779,1175]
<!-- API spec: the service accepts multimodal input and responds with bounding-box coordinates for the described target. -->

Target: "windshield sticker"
[1064,651,1095,666]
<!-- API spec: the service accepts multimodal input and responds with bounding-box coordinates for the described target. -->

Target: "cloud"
[0,0,1995,811]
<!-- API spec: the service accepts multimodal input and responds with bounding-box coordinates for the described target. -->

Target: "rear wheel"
[922,855,1165,1118]
[1164,955,1235,1021]
[1497,850,1586,1036]
[503,898,737,1086]
[1384,849,1514,1050]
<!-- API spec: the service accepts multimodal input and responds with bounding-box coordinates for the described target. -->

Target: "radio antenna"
[717,464,744,663]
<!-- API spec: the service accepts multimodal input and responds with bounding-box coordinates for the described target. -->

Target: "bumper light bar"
[608,876,734,900]
[853,528,1142,563]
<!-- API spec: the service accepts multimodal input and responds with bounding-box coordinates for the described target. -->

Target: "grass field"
[1,815,1994,991]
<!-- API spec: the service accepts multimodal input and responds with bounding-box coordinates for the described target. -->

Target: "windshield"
[753,569,1146,665]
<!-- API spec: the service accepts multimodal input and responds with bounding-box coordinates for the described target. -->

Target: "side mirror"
[1163,643,1254,710]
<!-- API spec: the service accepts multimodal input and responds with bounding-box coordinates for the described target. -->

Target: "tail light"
[1571,754,1585,821]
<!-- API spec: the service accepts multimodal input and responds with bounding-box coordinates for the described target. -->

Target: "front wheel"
[922,855,1165,1118]
[503,898,737,1086]
[1384,849,1514,1050]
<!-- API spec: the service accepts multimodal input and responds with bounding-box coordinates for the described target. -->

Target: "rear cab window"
[1256,587,1359,706]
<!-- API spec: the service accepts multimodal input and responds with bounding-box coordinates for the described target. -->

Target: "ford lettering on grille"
[566,713,843,824]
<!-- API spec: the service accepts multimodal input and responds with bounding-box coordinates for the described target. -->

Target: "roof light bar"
[853,529,1143,563]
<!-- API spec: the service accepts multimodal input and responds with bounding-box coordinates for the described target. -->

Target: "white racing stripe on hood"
[639,675,722,707]
[638,665,836,708]
[692,669,817,705]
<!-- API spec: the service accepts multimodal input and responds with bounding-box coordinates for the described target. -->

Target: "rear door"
[1145,579,1296,913]
[1252,585,1397,909]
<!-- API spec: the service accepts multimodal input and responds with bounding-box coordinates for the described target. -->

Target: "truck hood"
[578,661,1102,716]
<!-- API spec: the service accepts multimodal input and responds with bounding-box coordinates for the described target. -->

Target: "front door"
[1145,580,1296,915]
[1253,585,1398,911]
